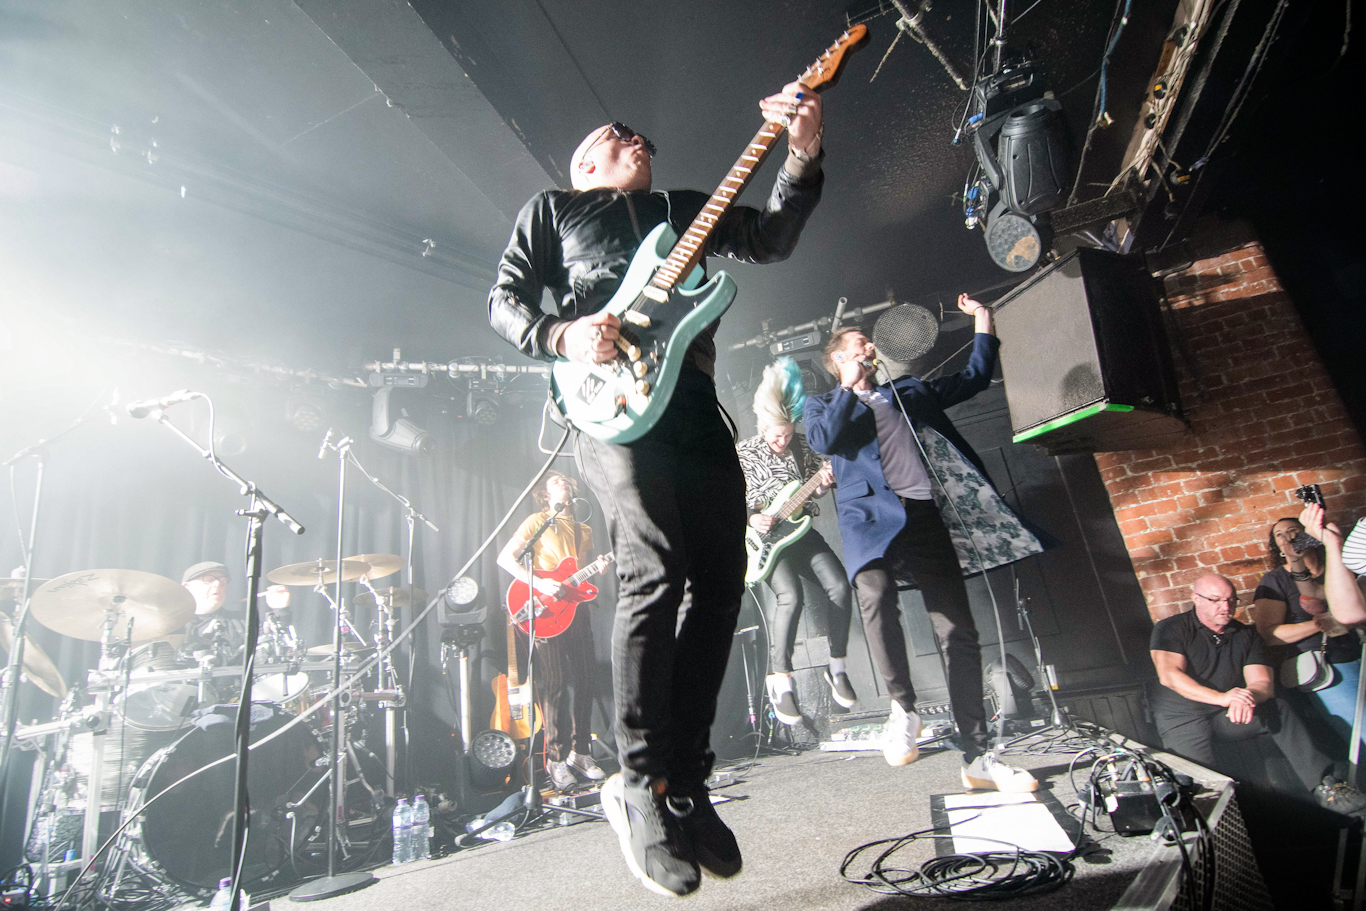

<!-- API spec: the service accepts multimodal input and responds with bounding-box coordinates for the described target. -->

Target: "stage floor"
[285,738,1181,911]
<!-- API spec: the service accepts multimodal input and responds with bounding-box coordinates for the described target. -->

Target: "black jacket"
[488,163,824,376]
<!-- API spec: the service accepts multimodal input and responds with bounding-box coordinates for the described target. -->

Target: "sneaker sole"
[600,775,699,898]
[824,674,858,709]
[883,744,920,766]
[774,708,802,725]
[961,771,1039,793]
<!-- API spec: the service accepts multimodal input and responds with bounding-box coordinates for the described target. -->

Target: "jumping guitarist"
[737,358,857,726]
[496,472,607,792]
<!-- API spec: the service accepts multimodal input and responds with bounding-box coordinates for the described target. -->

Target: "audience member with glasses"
[1149,574,1366,816]
[487,81,826,898]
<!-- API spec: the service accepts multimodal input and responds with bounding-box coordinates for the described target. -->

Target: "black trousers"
[764,529,853,673]
[1155,696,1335,793]
[574,368,747,791]
[534,609,596,763]
[853,497,989,759]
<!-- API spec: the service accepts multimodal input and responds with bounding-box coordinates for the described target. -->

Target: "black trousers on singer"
[574,366,747,791]
[853,497,990,760]
[533,609,596,763]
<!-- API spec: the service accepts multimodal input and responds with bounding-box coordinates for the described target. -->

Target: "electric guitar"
[744,471,828,585]
[489,605,542,741]
[549,25,870,443]
[505,552,615,638]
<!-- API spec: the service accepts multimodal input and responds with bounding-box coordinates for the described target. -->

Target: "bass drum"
[132,702,324,894]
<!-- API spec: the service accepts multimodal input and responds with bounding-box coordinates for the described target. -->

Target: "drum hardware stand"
[347,448,438,799]
[439,619,484,811]
[143,396,306,911]
[290,432,375,902]
[358,579,404,798]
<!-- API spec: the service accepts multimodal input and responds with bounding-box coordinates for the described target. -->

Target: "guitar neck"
[565,554,613,587]
[647,123,787,293]
[775,472,826,521]
[505,612,521,687]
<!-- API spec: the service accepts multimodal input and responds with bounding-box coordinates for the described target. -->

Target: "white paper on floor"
[943,791,1073,854]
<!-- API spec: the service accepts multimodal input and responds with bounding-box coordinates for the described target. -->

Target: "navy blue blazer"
[804,333,1001,581]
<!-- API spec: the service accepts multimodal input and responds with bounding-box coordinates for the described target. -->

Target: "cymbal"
[267,559,372,587]
[29,570,195,643]
[0,578,50,601]
[0,613,66,698]
[346,554,403,581]
[354,587,426,611]
[305,641,373,657]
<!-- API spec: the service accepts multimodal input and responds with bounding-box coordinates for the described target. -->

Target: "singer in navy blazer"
[803,331,1000,582]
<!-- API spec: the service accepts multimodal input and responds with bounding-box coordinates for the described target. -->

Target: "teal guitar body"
[549,221,738,444]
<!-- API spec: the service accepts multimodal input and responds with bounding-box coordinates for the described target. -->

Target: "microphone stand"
[290,433,375,902]
[141,401,305,911]
[0,399,107,847]
[345,447,439,797]
[506,503,600,828]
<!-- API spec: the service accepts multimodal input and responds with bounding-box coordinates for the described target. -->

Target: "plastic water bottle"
[392,798,412,864]
[208,878,249,911]
[412,794,431,861]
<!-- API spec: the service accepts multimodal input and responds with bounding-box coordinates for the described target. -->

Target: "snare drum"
[129,702,324,893]
[121,641,201,731]
[255,671,311,715]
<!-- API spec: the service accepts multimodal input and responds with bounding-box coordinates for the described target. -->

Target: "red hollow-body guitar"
[505,553,615,638]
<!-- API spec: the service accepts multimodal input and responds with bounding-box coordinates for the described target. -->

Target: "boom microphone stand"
[138,395,306,911]
[290,432,375,902]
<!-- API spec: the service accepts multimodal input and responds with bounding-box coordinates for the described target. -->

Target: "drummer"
[179,561,291,655]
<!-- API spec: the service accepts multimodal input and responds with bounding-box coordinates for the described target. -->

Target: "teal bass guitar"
[550,25,869,443]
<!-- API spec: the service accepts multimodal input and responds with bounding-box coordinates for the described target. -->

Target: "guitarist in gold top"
[737,358,857,727]
[497,472,607,791]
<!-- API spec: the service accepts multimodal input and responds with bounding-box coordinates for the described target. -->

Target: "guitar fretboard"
[775,471,826,522]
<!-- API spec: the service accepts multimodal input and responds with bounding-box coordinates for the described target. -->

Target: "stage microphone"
[125,389,201,418]
[318,428,334,459]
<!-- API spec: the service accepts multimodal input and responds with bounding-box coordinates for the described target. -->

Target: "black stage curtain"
[0,380,613,866]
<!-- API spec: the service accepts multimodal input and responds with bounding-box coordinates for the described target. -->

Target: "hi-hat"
[305,641,373,657]
[0,578,50,601]
[346,554,403,581]
[354,588,426,611]
[1,612,67,698]
[29,570,194,643]
[267,559,372,587]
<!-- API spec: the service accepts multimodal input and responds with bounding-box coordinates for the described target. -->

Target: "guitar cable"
[53,423,575,910]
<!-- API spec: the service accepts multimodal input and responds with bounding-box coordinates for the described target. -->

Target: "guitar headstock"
[798,24,870,93]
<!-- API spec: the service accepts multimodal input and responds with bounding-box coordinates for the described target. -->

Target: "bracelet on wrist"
[1289,567,1314,581]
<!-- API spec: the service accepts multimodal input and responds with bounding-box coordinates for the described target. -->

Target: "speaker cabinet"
[994,249,1187,454]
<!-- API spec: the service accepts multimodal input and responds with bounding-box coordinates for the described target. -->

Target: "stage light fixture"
[469,729,517,788]
[369,385,433,455]
[964,57,1069,272]
[447,576,479,606]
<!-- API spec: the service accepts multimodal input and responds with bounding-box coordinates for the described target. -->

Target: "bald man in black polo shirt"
[1150,573,1365,815]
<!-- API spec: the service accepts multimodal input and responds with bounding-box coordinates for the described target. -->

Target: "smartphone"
[1290,530,1322,553]
[1295,484,1325,508]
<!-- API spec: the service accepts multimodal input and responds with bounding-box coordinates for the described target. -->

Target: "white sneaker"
[961,751,1038,793]
[568,750,606,781]
[882,702,921,766]
[546,759,577,791]
[765,673,801,726]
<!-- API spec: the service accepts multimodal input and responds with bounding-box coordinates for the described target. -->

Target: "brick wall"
[1094,242,1366,622]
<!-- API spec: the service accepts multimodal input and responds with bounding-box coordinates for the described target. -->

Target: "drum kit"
[3,553,424,901]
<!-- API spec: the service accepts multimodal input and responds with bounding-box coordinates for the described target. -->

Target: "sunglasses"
[586,122,656,160]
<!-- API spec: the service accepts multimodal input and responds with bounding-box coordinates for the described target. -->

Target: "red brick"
[1119,518,1150,537]
[1131,529,1175,548]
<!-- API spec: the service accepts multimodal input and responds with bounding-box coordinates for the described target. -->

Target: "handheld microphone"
[318,429,334,459]
[125,389,201,419]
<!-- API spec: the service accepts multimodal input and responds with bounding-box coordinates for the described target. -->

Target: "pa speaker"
[994,249,1187,454]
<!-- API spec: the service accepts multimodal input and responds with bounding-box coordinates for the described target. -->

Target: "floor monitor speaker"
[994,249,1187,454]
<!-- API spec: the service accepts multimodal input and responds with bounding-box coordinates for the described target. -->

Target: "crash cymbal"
[305,641,373,657]
[345,554,403,581]
[0,578,50,601]
[29,570,194,643]
[266,559,372,587]
[353,587,426,611]
[0,613,67,699]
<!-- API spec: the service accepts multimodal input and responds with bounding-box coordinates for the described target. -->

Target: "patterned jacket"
[736,433,824,515]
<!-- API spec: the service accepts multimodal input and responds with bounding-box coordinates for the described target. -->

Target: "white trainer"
[961,751,1038,793]
[567,750,606,781]
[882,702,922,766]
